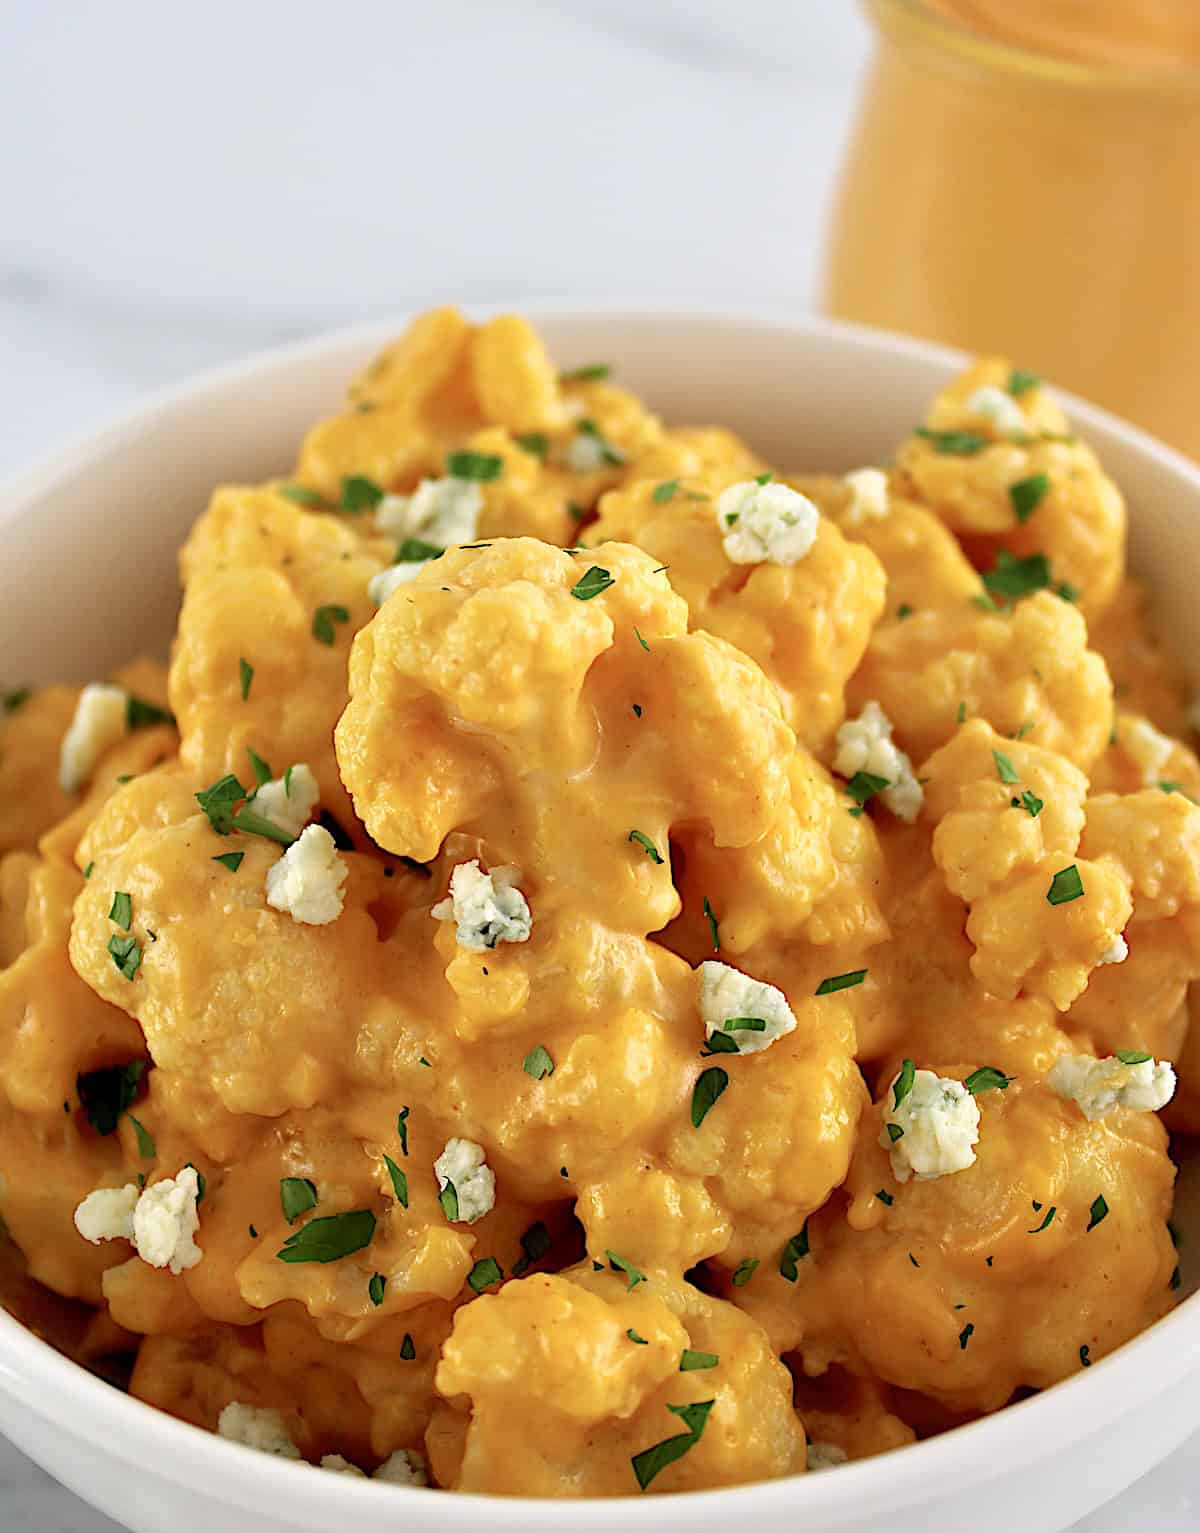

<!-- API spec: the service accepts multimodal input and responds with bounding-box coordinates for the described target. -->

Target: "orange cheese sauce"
[0,311,1195,1496]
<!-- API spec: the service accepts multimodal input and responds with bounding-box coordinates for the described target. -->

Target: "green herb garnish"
[731,1258,758,1287]
[396,1106,410,1156]
[126,694,175,730]
[964,1066,1011,1095]
[959,1323,975,1350]
[238,658,254,701]
[109,891,132,928]
[108,934,142,981]
[627,829,663,864]
[1087,1195,1109,1231]
[1028,1205,1057,1234]
[893,1059,916,1110]
[213,851,245,872]
[561,363,611,382]
[1047,865,1084,905]
[982,549,1052,602]
[439,1182,459,1222]
[2,687,31,714]
[845,771,890,806]
[447,450,503,482]
[1009,369,1040,396]
[246,746,272,788]
[275,1209,375,1263]
[691,1067,728,1128]
[128,1115,156,1159]
[702,896,719,952]
[607,1250,645,1290]
[280,483,324,507]
[280,1177,318,1224]
[400,1333,416,1360]
[468,1256,504,1293]
[992,750,1020,784]
[571,565,615,601]
[368,1273,386,1306]
[512,1221,552,1277]
[383,1154,408,1208]
[815,969,867,996]
[679,1350,718,1372]
[1010,472,1050,523]
[779,1224,810,1282]
[1116,1049,1151,1065]
[340,475,384,513]
[631,1400,714,1491]
[312,604,351,646]
[523,1044,555,1080]
[515,432,549,459]
[915,427,987,456]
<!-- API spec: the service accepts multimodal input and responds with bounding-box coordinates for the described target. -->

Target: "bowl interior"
[1,305,1198,1529]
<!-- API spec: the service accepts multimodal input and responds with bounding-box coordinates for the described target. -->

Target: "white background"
[0,2,1196,1528]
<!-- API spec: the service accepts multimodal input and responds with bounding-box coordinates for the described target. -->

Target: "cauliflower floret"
[879,1067,980,1183]
[373,1449,429,1486]
[73,1184,139,1247]
[376,476,483,550]
[368,560,426,606]
[265,825,348,926]
[697,960,797,1054]
[58,684,128,793]
[217,1402,301,1460]
[132,1166,203,1275]
[715,480,819,566]
[807,1442,849,1472]
[842,468,889,526]
[833,701,923,823]
[1048,1053,1177,1120]
[431,861,532,951]
[253,763,320,840]
[434,1138,496,1224]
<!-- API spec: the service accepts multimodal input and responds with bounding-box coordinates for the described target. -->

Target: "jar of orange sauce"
[824,0,1200,459]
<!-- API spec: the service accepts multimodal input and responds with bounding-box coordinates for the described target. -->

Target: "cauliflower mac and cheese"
[0,309,1195,1497]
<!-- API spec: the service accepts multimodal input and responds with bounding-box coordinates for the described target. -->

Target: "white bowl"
[1,305,1197,1533]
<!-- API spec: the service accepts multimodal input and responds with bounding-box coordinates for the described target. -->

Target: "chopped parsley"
[631,1400,714,1491]
[128,1115,156,1159]
[339,475,384,513]
[194,773,295,846]
[653,479,681,503]
[523,1044,555,1080]
[1010,472,1050,523]
[109,891,132,928]
[959,1323,975,1350]
[77,1061,145,1136]
[561,363,611,382]
[2,687,31,714]
[383,1154,408,1208]
[439,1182,459,1222]
[886,1122,904,1143]
[1015,789,1044,818]
[845,770,890,806]
[982,549,1052,602]
[627,1329,648,1345]
[279,483,324,507]
[1028,1205,1057,1234]
[312,604,351,646]
[400,1333,416,1360]
[125,694,175,730]
[1046,865,1084,905]
[896,603,914,619]
[992,750,1020,784]
[700,1031,740,1057]
[731,1258,758,1287]
[720,1017,767,1036]
[396,536,442,563]
[679,1350,718,1372]
[691,1067,729,1128]
[467,1256,504,1293]
[893,1058,916,1110]
[447,450,503,482]
[512,1221,552,1278]
[575,419,625,466]
[1116,1049,1151,1065]
[1009,369,1041,396]
[607,1250,646,1290]
[246,746,272,788]
[83,862,94,879]
[212,851,245,873]
[515,432,549,459]
[702,896,720,952]
[779,1224,810,1282]
[396,1107,409,1156]
[627,829,664,864]
[1079,1344,1091,1368]
[368,1273,386,1306]
[915,427,987,456]
[238,658,254,701]
[1087,1195,1109,1232]
[754,472,773,485]
[108,933,142,981]
[279,1177,318,1224]
[815,969,867,996]
[635,627,650,652]
[570,565,615,601]
[876,1189,894,1206]
[964,1066,1011,1095]
[275,1209,376,1263]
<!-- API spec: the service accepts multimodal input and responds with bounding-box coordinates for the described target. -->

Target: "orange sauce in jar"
[825,0,1200,459]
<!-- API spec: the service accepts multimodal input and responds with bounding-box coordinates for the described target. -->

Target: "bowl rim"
[1,300,1198,1526]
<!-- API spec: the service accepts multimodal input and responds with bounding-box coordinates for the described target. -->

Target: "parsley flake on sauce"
[447,450,503,482]
[396,1106,410,1156]
[400,1333,416,1360]
[992,750,1020,784]
[702,896,720,952]
[959,1323,975,1350]
[128,1115,156,1159]
[1116,1049,1152,1065]
[212,851,245,873]
[512,1221,552,1278]
[964,1066,1011,1095]
[439,1182,460,1222]
[468,1257,504,1293]
[383,1154,409,1209]
[732,1258,759,1287]
[982,549,1053,602]
[523,1044,555,1080]
[2,687,31,714]
[1016,790,1044,818]
[126,694,176,730]
[246,746,273,788]
[312,604,351,646]
[339,475,384,513]
[238,658,254,701]
[279,1177,318,1225]
[275,1209,376,1264]
[607,1250,646,1290]
[1028,1206,1057,1234]
[280,483,324,507]
[1079,1344,1091,1368]
[1087,1195,1109,1232]
[108,891,132,928]
[691,1067,729,1128]
[627,829,664,864]
[368,1273,386,1306]
[108,934,142,981]
[779,1224,810,1282]
[815,969,867,996]
[561,363,611,382]
[631,1400,715,1491]
[1046,865,1084,905]
[571,565,616,601]
[679,1350,718,1372]
[893,1058,916,1110]
[915,427,987,456]
[1010,472,1050,523]
[627,1329,648,1345]
[1009,369,1041,396]
[516,432,550,459]
[845,771,890,806]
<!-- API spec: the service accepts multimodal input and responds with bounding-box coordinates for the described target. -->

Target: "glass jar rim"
[866,0,1200,97]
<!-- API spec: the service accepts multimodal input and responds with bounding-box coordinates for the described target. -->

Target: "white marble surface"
[0,1,1195,1527]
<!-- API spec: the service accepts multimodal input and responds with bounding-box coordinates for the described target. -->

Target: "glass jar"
[824,0,1200,459]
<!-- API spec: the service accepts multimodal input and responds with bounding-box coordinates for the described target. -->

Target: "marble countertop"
[0,2,1195,1527]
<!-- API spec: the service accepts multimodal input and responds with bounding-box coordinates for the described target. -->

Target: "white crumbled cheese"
[1099,934,1129,966]
[842,467,890,526]
[217,1402,301,1460]
[1048,1053,1177,1120]
[715,480,820,566]
[73,1184,139,1246]
[833,701,923,823]
[697,960,797,1055]
[807,1442,849,1472]
[966,384,1029,439]
[254,763,320,840]
[434,1138,496,1224]
[880,1069,980,1183]
[133,1166,203,1274]
[369,561,426,606]
[376,477,482,549]
[58,683,128,793]
[320,1455,366,1477]
[265,825,348,926]
[565,427,619,474]
[373,1449,429,1486]
[1121,717,1175,786]
[431,860,532,951]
